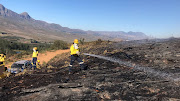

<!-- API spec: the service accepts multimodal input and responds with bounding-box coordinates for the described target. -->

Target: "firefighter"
[69,39,85,74]
[36,60,41,69]
[0,54,6,76]
[32,47,38,69]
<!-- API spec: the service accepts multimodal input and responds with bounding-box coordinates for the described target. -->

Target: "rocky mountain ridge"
[0,4,149,42]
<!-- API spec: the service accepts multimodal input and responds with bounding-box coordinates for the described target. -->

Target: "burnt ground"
[1,38,180,101]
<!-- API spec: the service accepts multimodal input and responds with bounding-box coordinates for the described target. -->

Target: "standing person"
[69,39,85,74]
[32,47,38,70]
[0,54,6,76]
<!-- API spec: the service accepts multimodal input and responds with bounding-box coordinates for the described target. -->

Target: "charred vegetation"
[1,39,180,100]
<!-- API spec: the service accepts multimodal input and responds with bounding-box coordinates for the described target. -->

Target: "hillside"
[0,4,149,42]
[0,38,180,100]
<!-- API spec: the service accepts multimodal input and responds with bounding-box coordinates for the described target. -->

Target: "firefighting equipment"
[76,51,80,55]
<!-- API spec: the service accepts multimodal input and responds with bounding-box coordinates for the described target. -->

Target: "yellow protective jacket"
[70,44,79,55]
[32,51,38,58]
[0,55,6,65]
[0,57,5,62]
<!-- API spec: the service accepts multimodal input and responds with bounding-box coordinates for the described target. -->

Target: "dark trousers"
[0,66,4,75]
[69,55,84,72]
[32,57,37,69]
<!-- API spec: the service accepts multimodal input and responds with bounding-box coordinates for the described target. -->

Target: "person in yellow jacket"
[0,54,6,76]
[36,60,41,69]
[31,60,41,69]
[0,54,6,65]
[32,47,38,69]
[69,39,85,74]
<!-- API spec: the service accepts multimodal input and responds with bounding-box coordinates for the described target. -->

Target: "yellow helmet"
[74,39,79,44]
[37,60,40,63]
[33,47,37,50]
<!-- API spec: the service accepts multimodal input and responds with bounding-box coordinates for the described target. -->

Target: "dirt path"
[36,49,70,64]
[6,49,70,68]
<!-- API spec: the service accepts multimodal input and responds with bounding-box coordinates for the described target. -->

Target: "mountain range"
[0,4,149,42]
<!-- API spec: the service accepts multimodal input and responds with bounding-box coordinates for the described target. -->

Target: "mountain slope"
[0,4,149,42]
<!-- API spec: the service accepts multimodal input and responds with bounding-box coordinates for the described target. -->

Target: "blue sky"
[0,0,180,38]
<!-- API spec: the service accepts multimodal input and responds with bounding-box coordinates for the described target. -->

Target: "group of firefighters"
[0,39,85,76]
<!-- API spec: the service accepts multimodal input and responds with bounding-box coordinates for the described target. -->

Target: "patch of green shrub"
[50,40,68,50]
[0,37,51,56]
